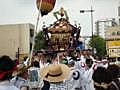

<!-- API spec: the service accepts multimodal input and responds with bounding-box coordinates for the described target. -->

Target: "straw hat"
[40,64,70,83]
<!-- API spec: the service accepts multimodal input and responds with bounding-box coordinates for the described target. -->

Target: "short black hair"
[31,61,40,68]
[92,67,113,90]
[0,55,16,80]
[92,67,112,84]
[86,58,93,68]
[47,59,52,64]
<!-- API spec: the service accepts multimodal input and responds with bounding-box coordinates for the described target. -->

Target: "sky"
[0,0,120,36]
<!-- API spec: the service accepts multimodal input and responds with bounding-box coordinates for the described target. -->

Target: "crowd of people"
[0,49,120,90]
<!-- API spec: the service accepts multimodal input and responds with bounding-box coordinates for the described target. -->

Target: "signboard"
[107,41,120,48]
[107,40,120,57]
[108,48,120,57]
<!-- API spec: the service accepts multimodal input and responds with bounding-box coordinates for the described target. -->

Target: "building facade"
[0,23,34,60]
[105,26,120,58]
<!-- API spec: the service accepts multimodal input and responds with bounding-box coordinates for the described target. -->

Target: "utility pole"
[80,6,94,54]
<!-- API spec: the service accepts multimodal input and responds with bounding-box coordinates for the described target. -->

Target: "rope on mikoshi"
[28,0,43,67]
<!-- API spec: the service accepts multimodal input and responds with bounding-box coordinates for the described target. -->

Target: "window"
[118,6,120,16]
[30,29,34,37]
[112,32,116,36]
[117,31,120,35]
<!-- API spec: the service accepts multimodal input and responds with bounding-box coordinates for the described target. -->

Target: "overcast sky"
[0,0,120,36]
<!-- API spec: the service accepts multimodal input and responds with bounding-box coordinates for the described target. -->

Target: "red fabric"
[0,65,17,80]
[15,59,19,66]
[0,73,5,80]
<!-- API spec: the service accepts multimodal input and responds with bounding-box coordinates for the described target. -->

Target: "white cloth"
[0,80,19,90]
[89,55,95,62]
[39,60,45,68]
[82,68,95,90]
[23,58,29,66]
[93,60,108,69]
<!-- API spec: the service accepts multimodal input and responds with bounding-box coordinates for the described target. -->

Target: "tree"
[88,35,106,57]
[34,31,47,50]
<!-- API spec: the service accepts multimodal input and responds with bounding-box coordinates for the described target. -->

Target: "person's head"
[107,64,120,79]
[86,58,93,68]
[47,59,52,64]
[96,56,102,61]
[0,55,16,81]
[61,58,68,65]
[92,67,113,90]
[86,49,92,55]
[31,61,40,68]
[82,49,87,56]
[76,47,80,52]
[67,60,75,67]
[37,50,45,59]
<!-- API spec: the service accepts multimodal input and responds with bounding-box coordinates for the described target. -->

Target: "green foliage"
[34,31,47,50]
[88,35,106,57]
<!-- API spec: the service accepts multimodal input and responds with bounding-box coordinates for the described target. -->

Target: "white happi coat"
[67,67,83,90]
[82,67,95,90]
[75,56,95,90]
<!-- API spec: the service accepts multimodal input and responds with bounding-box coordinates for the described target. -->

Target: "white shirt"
[0,80,19,90]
